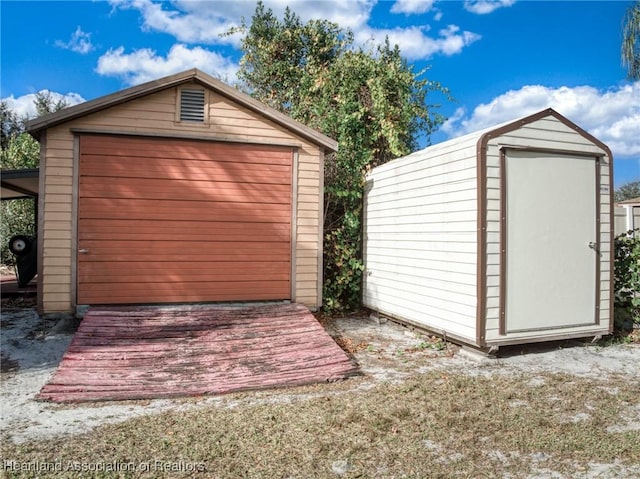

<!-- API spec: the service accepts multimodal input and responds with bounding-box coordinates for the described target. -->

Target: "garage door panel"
[79,260,290,275]
[79,181,291,204]
[82,281,290,294]
[80,159,292,185]
[79,240,291,255]
[79,199,291,223]
[79,197,292,211]
[80,155,292,177]
[79,282,291,305]
[79,271,291,285]
[78,135,293,305]
[80,176,291,197]
[79,221,291,242]
[78,251,291,264]
[79,211,291,223]
[80,137,293,165]
[78,141,296,165]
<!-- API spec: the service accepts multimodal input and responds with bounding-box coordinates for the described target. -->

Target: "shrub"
[613,229,640,328]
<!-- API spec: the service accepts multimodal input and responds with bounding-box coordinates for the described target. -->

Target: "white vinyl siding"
[363,134,479,343]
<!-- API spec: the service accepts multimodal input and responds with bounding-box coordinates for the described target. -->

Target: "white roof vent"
[180,89,205,122]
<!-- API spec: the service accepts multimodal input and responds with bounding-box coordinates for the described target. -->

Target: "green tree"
[0,132,40,170]
[1,91,68,169]
[1,92,68,265]
[1,101,23,150]
[231,3,448,311]
[0,132,39,265]
[33,90,70,118]
[622,1,640,79]
[615,180,640,202]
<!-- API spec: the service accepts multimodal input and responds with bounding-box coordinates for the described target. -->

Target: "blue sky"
[1,0,638,186]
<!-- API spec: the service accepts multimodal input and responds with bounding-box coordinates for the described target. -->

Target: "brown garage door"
[77,135,293,304]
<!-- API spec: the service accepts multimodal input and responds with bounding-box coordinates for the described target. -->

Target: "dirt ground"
[2,303,639,449]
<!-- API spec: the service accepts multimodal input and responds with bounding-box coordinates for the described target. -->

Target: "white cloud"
[464,0,515,15]
[55,26,94,54]
[95,44,240,86]
[109,0,375,46]
[109,0,478,62]
[391,0,437,15]
[109,0,244,46]
[442,82,640,158]
[357,24,480,60]
[100,0,481,85]
[276,0,375,30]
[2,91,86,119]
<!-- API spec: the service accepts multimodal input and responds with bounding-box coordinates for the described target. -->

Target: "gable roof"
[371,108,613,178]
[477,108,612,158]
[25,68,338,152]
[616,196,640,205]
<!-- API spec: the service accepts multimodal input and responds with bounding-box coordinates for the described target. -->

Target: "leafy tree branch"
[231,2,449,311]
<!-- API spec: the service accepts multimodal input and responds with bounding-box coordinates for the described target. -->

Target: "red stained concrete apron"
[38,303,357,403]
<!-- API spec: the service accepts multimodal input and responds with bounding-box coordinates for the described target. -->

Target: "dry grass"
[2,371,639,478]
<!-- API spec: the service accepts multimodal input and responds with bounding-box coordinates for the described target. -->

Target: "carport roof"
[25,69,338,153]
[1,168,39,200]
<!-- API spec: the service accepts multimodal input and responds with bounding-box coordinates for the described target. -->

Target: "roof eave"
[192,70,338,152]
[477,108,613,159]
[616,196,640,205]
[25,69,200,139]
[25,68,338,153]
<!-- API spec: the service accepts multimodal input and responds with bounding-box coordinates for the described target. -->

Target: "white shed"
[614,197,640,235]
[363,108,613,349]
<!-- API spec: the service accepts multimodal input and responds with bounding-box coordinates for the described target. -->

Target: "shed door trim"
[474,109,614,347]
[498,147,600,335]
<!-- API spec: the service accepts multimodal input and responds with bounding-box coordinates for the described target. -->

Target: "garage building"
[26,69,336,314]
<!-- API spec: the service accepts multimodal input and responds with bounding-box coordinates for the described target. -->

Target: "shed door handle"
[79,249,89,254]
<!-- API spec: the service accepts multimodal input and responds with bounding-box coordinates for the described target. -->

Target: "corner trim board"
[290,148,299,303]
[71,135,80,309]
[317,149,325,310]
[36,134,47,314]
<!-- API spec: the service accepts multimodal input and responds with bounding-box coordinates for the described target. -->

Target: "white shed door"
[504,150,598,333]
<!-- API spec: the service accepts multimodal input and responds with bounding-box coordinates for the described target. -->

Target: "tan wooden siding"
[295,148,321,300]
[75,87,300,144]
[38,84,322,312]
[39,127,74,312]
